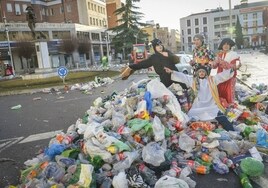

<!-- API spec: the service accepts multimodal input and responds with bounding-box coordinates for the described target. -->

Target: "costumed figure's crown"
[193,63,211,77]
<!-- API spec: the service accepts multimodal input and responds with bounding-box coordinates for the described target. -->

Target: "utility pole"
[229,0,233,39]
[3,14,15,76]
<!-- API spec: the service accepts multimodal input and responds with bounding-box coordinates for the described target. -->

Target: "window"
[22,4,27,12]
[195,18,199,26]
[243,14,248,20]
[214,17,220,22]
[91,33,100,41]
[50,8,54,16]
[203,17,207,24]
[94,5,96,11]
[253,13,257,19]
[187,28,191,35]
[244,22,248,28]
[15,4,21,15]
[203,26,207,33]
[42,8,46,15]
[99,20,102,26]
[90,17,92,25]
[93,18,95,25]
[7,3,12,12]
[60,6,64,14]
[188,37,192,43]
[214,25,221,29]
[195,28,199,34]
[67,5,71,12]
[181,30,184,35]
[187,20,191,27]
[88,2,90,9]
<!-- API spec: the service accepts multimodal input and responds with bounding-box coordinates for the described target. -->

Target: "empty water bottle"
[138,163,158,186]
[219,152,234,168]
[212,158,229,174]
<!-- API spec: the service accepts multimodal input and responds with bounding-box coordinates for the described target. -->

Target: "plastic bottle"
[195,157,212,168]
[212,158,229,174]
[234,166,254,188]
[178,159,209,174]
[200,153,213,163]
[11,104,22,110]
[62,131,78,145]
[138,163,158,186]
[193,165,210,174]
[112,150,140,171]
[219,152,234,168]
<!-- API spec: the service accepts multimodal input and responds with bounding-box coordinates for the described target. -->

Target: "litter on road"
[9,76,268,188]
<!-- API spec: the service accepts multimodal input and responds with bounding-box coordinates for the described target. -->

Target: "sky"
[133,0,265,30]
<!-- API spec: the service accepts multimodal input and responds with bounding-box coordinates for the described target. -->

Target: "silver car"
[147,53,193,78]
[175,54,193,75]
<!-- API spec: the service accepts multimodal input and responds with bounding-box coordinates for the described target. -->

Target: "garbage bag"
[155,175,189,188]
[142,142,166,166]
[256,129,268,148]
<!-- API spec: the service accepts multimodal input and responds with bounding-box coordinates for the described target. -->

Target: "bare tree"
[78,39,91,66]
[59,35,78,68]
[15,33,36,73]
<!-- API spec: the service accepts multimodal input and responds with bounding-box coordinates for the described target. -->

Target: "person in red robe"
[214,38,241,106]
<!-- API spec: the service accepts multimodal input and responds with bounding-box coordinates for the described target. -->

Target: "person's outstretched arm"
[164,67,192,87]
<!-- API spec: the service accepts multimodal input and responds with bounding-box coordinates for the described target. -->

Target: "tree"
[15,33,36,73]
[235,15,244,49]
[77,39,91,67]
[108,0,148,59]
[59,35,78,68]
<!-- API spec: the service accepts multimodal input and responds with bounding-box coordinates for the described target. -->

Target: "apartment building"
[106,0,122,29]
[0,0,123,74]
[180,0,268,53]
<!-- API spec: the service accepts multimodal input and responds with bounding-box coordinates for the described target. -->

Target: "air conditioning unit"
[15,11,21,15]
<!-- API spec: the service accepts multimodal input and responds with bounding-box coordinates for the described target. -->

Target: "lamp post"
[3,15,15,76]
[229,0,233,39]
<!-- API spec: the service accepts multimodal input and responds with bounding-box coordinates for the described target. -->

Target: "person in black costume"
[120,38,187,89]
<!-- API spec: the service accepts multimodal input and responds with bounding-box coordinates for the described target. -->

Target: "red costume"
[216,51,240,105]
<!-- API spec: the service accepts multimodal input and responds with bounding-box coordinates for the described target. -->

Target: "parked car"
[147,54,193,78]
[175,54,193,75]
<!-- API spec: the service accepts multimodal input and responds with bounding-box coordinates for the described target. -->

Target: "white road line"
[19,130,63,144]
[0,137,24,153]
[54,96,90,103]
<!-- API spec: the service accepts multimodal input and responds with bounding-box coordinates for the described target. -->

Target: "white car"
[147,53,193,78]
[175,54,193,75]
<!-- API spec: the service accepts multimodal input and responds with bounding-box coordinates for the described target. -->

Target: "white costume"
[171,69,234,121]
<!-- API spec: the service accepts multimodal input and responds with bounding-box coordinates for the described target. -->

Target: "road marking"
[0,137,24,153]
[54,96,91,103]
[19,130,63,144]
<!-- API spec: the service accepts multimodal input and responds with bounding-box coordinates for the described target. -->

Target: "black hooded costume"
[129,39,187,89]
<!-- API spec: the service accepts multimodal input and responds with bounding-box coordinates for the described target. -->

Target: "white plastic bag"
[152,116,165,141]
[155,175,189,188]
[112,171,128,188]
[142,142,166,166]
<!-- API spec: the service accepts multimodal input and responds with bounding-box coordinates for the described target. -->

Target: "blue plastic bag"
[256,129,268,148]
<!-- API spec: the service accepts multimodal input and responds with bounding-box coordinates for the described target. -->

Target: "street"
[0,74,146,187]
[0,50,267,188]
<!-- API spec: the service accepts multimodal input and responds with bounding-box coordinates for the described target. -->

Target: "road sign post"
[57,66,68,84]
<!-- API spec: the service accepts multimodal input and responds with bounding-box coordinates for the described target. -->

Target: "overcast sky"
[134,0,265,30]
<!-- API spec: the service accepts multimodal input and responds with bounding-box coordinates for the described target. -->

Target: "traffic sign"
[57,66,68,77]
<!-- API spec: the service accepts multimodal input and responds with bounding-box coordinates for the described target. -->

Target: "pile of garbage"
[15,78,268,188]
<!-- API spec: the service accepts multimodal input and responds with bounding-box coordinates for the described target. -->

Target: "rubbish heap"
[15,78,268,188]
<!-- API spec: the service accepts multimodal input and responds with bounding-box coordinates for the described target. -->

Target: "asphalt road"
[0,73,265,188]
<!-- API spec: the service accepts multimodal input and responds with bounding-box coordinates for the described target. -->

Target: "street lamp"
[228,0,233,39]
[3,14,15,76]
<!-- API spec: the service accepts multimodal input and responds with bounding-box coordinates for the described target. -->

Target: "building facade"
[180,0,268,53]
[0,0,123,75]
